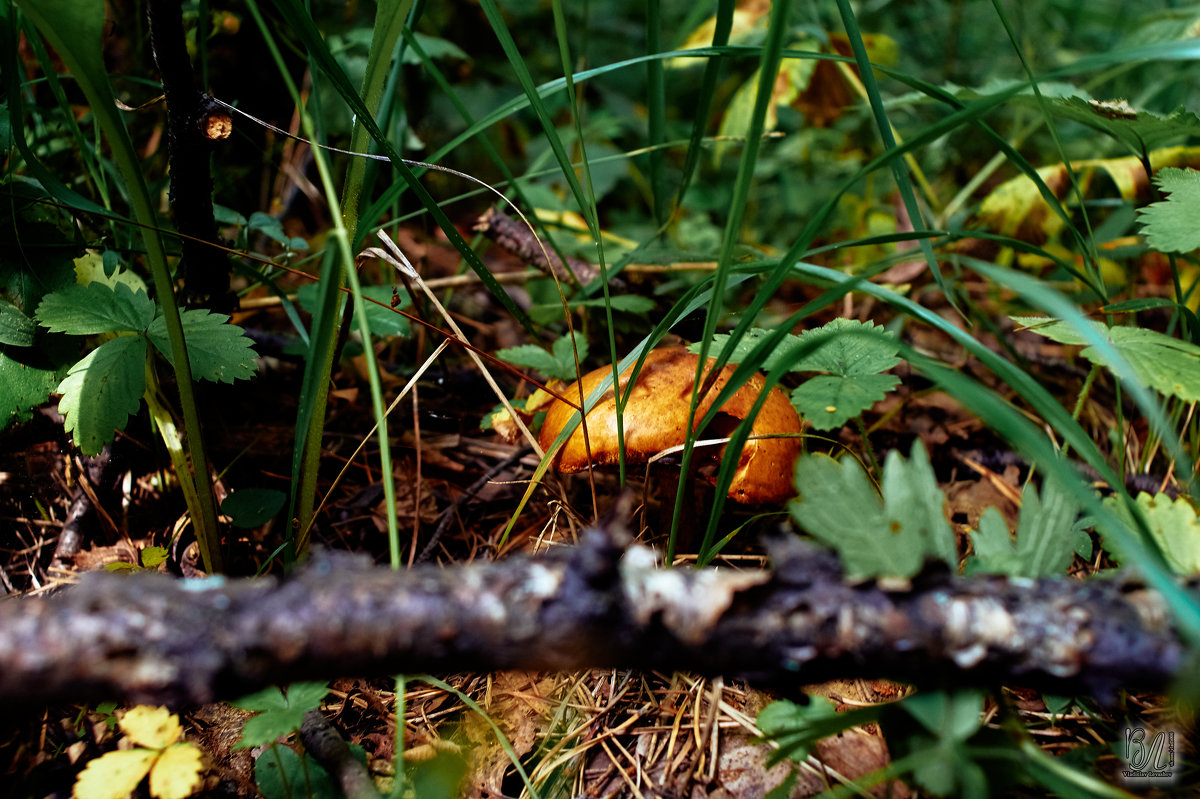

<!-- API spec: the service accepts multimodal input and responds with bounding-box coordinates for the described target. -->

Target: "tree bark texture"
[0,524,1187,709]
[147,0,234,312]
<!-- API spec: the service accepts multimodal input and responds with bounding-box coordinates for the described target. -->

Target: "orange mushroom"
[538,346,802,504]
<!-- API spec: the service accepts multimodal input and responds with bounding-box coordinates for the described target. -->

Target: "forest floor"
[0,224,1166,798]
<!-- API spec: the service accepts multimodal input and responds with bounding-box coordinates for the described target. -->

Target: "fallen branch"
[1,520,1186,707]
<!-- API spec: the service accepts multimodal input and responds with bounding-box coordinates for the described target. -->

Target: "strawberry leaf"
[57,334,147,455]
[496,331,587,381]
[965,479,1088,577]
[146,310,257,384]
[788,441,955,578]
[1013,316,1200,402]
[36,281,154,335]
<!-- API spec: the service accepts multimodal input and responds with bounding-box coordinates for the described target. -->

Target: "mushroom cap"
[538,346,802,503]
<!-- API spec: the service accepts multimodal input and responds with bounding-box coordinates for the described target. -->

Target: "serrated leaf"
[1049,97,1200,154]
[147,310,257,384]
[1137,167,1200,252]
[691,320,902,379]
[688,327,796,371]
[1013,316,1200,402]
[232,682,329,749]
[221,488,286,528]
[36,282,154,335]
[148,743,204,799]
[550,330,588,371]
[141,546,169,568]
[788,441,955,578]
[72,749,157,799]
[1103,492,1200,575]
[786,318,902,375]
[0,298,35,346]
[965,479,1085,577]
[57,335,147,455]
[120,706,182,750]
[790,373,900,430]
[496,331,586,381]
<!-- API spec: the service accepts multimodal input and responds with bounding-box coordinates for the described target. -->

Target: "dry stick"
[0,518,1187,708]
[299,710,377,799]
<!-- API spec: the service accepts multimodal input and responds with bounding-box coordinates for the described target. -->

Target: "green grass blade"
[269,0,533,332]
[834,0,955,310]
[668,0,790,561]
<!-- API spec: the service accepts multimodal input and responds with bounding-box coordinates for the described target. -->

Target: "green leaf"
[252,743,337,799]
[296,283,410,338]
[1013,316,1200,402]
[402,32,469,64]
[140,546,168,568]
[0,298,35,346]
[1049,97,1200,154]
[496,331,587,381]
[790,373,900,430]
[147,310,257,384]
[902,690,984,742]
[578,295,655,313]
[1103,492,1200,575]
[755,696,841,764]
[36,282,155,335]
[1137,167,1200,253]
[222,489,286,528]
[965,479,1086,578]
[529,295,655,324]
[232,682,330,749]
[0,343,69,429]
[788,441,956,578]
[786,318,902,375]
[248,212,307,251]
[689,327,796,371]
[57,335,147,455]
[0,179,80,314]
[690,319,901,374]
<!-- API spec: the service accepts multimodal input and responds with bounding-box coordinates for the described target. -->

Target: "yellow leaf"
[74,251,149,294]
[73,749,157,799]
[148,743,205,799]
[120,706,182,750]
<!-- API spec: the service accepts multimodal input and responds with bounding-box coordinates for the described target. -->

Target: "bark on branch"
[1,524,1186,708]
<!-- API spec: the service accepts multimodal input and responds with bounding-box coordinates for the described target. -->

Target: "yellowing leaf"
[1105,492,1200,575]
[669,0,771,68]
[148,743,205,799]
[120,706,182,750]
[73,748,157,799]
[977,145,1200,245]
[74,251,148,295]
